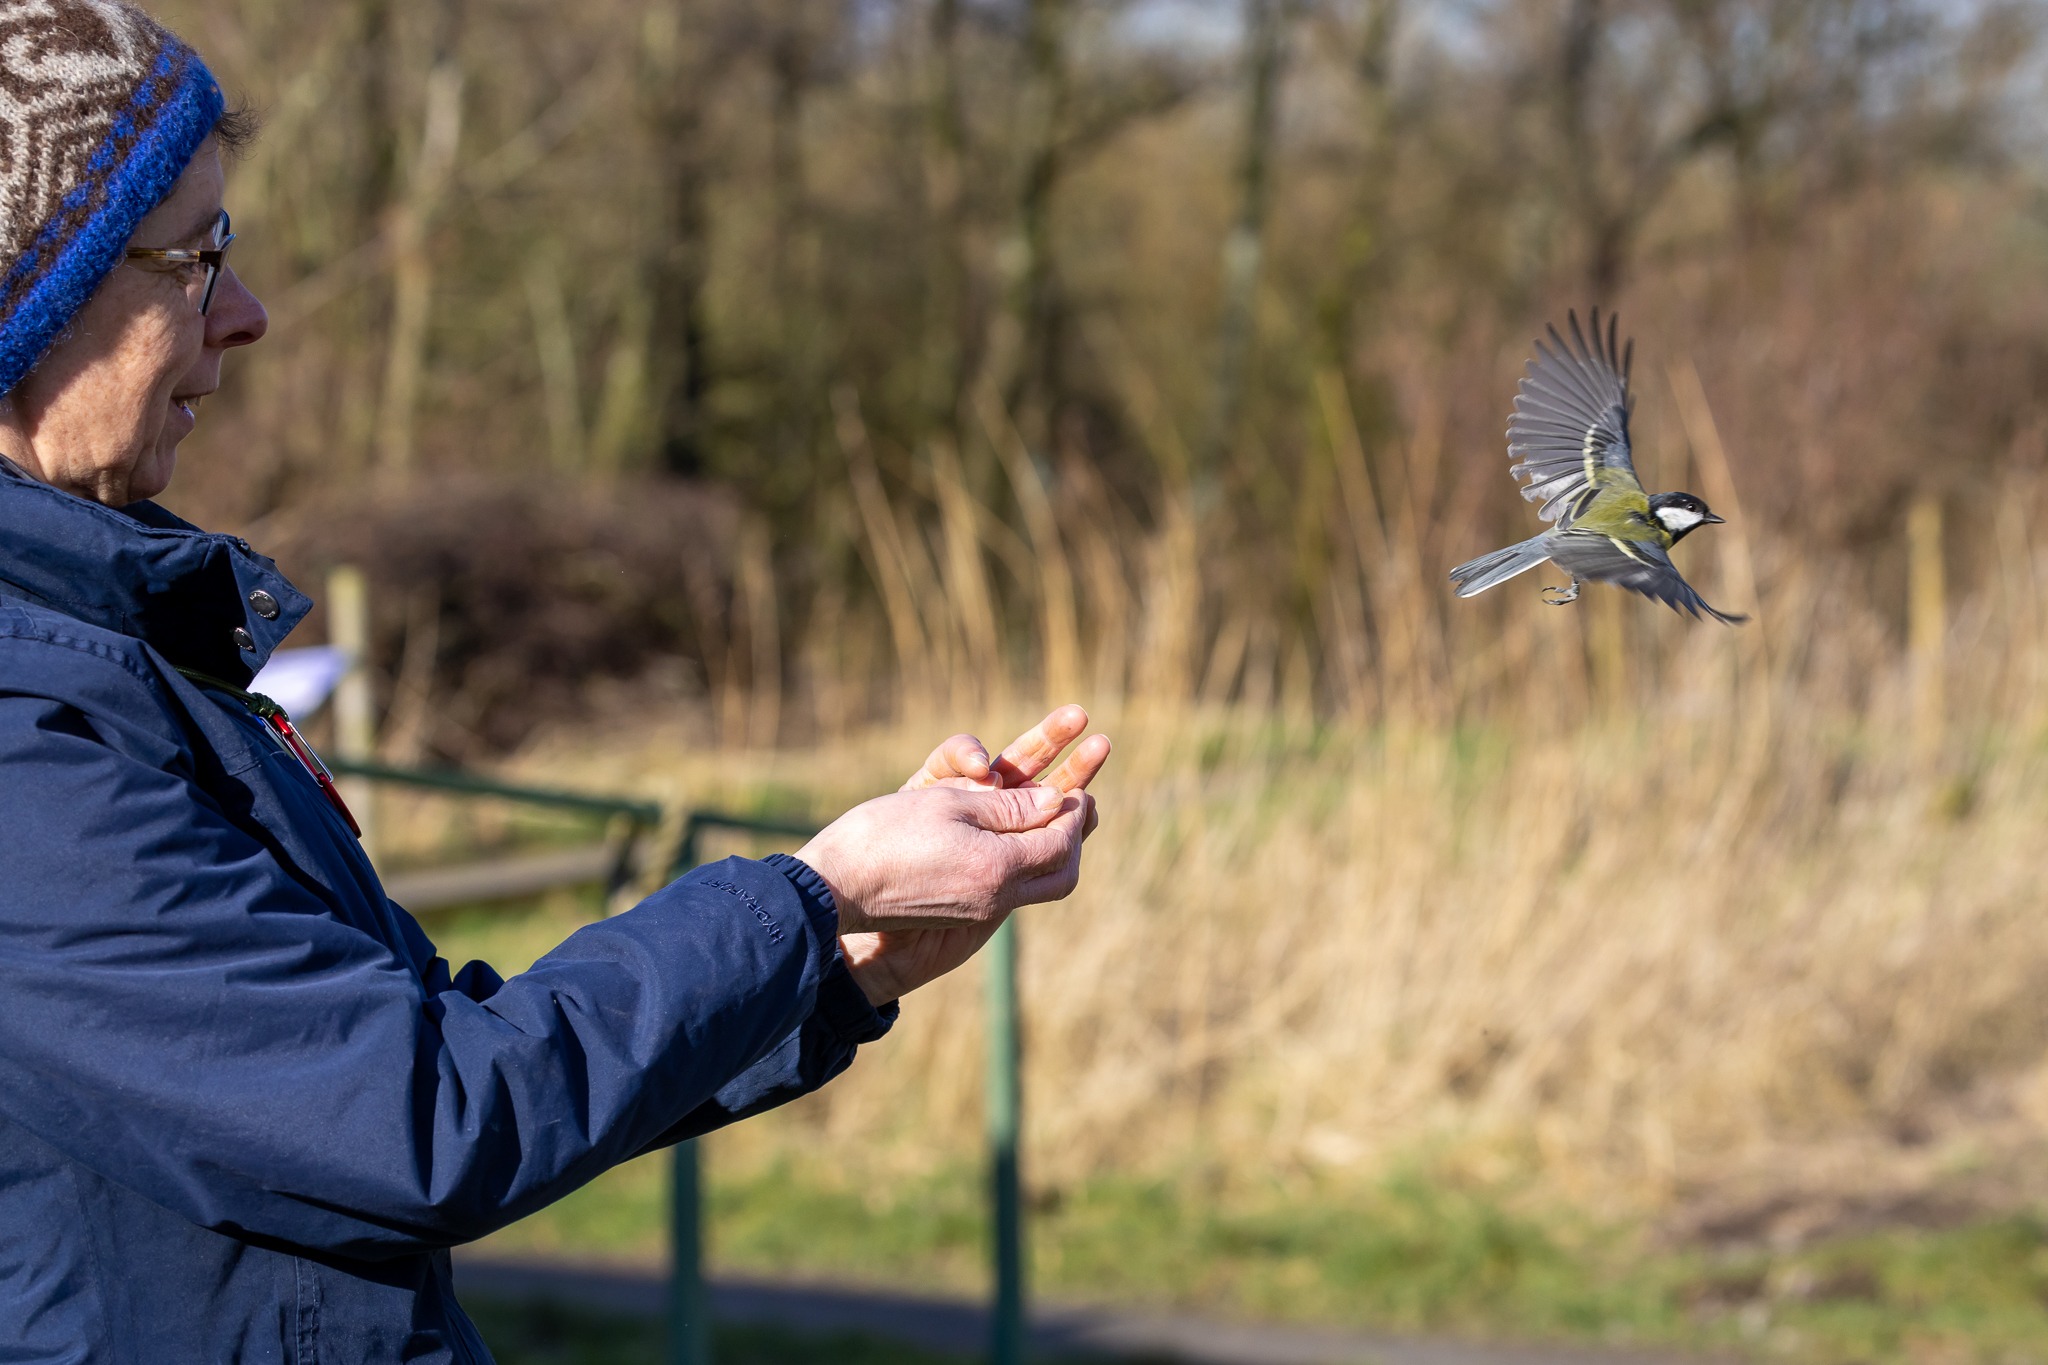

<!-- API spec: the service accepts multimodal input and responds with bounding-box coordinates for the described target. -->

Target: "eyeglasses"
[124,210,235,315]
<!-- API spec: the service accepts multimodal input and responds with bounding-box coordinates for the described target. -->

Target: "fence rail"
[325,756,664,824]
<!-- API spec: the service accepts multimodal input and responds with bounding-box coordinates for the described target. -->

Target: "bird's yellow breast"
[1569,483,1666,544]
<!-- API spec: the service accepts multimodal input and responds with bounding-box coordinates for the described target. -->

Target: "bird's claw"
[1542,581,1581,606]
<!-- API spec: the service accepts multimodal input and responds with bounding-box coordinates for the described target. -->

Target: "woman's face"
[0,135,268,506]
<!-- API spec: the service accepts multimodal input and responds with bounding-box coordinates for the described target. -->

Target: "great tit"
[1448,309,1745,625]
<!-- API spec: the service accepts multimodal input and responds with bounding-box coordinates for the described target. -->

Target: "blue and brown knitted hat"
[0,0,222,396]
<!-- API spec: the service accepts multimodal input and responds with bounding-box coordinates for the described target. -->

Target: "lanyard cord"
[173,666,282,718]
[174,666,363,839]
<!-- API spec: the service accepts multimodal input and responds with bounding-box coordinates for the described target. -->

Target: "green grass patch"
[1028,1169,1668,1340]
[472,1155,2048,1364]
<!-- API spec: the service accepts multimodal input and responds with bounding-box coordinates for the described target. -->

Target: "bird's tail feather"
[1449,536,1553,598]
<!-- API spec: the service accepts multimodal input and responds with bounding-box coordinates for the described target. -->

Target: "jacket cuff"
[762,853,897,1044]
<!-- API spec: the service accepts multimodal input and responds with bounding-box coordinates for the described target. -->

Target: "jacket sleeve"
[405,854,898,1158]
[629,855,899,1152]
[0,669,890,1260]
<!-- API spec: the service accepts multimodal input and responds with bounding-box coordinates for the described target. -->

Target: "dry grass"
[471,444,2048,1247]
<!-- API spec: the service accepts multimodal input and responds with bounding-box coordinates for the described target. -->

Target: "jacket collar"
[0,459,310,685]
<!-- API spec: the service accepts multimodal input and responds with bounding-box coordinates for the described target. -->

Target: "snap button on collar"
[249,589,280,620]
[233,626,256,651]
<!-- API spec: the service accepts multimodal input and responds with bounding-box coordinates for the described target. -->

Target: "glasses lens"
[200,215,234,316]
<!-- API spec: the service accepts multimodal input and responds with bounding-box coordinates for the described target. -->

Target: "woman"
[0,4,1108,1360]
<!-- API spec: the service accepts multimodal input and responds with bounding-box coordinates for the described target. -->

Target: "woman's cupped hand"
[797,706,1110,1006]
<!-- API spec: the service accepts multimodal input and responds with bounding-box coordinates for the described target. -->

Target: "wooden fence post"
[1908,493,1945,769]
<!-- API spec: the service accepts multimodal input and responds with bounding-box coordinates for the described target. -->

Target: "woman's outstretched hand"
[798,706,1111,1006]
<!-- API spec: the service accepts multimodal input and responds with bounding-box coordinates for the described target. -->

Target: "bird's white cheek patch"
[1656,507,1704,533]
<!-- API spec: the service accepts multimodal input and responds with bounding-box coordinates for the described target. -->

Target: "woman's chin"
[127,448,176,504]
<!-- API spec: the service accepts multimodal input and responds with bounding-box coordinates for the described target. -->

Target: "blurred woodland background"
[155,0,2048,754]
[146,0,2048,1349]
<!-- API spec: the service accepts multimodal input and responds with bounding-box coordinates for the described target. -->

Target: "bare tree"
[992,0,1073,429]
[1201,0,1293,500]
[921,0,973,436]
[1314,0,1403,373]
[374,0,464,479]
[1548,0,1951,297]
[639,0,716,479]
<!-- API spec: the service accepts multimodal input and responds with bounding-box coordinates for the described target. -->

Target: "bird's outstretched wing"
[1507,309,1640,527]
[1553,533,1746,625]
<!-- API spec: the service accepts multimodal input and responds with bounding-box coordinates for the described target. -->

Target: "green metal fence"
[986,918,1026,1365]
[333,758,1029,1365]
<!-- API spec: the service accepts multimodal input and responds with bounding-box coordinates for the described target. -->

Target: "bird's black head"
[1648,491,1724,542]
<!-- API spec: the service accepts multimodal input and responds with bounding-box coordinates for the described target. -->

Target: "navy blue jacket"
[0,463,892,1362]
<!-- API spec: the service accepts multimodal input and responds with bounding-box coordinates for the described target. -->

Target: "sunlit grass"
[479,1158,1676,1339]
[466,1141,2048,1364]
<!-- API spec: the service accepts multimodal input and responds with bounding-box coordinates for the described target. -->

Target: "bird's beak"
[1704,512,1726,524]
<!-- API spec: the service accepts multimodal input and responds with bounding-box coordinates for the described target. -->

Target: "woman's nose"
[205,266,267,350]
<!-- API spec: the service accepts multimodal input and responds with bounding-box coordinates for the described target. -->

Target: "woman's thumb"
[961,783,1065,834]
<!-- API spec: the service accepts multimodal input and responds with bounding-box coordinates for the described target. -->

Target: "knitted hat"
[0,0,222,396]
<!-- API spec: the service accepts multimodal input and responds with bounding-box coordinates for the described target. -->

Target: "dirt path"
[454,1253,1716,1365]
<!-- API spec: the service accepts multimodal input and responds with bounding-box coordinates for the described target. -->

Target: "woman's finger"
[902,733,994,792]
[956,784,1067,834]
[992,796,1088,886]
[989,704,1090,786]
[1012,808,1088,905]
[1043,733,1112,793]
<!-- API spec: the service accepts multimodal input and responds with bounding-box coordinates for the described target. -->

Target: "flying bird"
[1449,309,1745,624]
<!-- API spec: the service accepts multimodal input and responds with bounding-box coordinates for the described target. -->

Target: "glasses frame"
[124,210,234,315]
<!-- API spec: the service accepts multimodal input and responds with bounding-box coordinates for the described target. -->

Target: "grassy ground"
[461,1134,2048,1364]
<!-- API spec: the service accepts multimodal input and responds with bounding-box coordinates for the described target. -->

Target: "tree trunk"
[641,0,714,479]
[353,0,401,243]
[1556,0,1623,297]
[374,0,464,481]
[994,0,1070,431]
[767,14,825,505]
[1315,0,1401,373]
[920,0,971,437]
[1200,0,1289,502]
